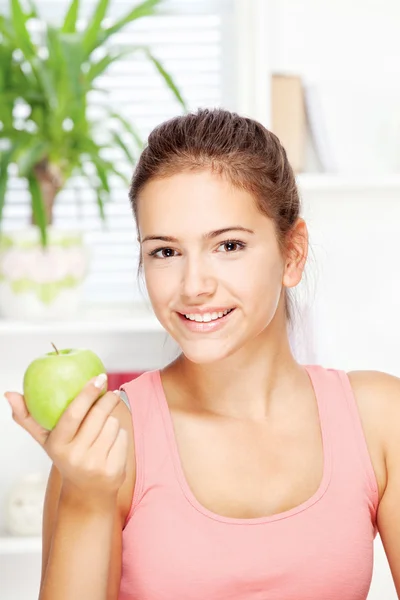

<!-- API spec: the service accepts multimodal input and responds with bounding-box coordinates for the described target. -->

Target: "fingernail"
[113,390,121,397]
[94,373,107,389]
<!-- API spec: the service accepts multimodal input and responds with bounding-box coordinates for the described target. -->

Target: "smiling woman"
[131,109,307,329]
[6,108,400,600]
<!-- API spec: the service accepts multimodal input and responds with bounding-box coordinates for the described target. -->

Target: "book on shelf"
[271,73,337,174]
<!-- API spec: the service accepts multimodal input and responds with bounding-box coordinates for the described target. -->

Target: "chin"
[178,340,239,365]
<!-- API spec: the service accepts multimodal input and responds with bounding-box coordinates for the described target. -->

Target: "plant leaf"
[31,55,58,111]
[10,0,58,110]
[111,130,135,164]
[145,49,186,109]
[95,189,106,221]
[58,33,85,108]
[94,0,162,51]
[109,111,143,150]
[10,0,36,60]
[62,0,80,33]
[25,0,39,19]
[46,25,63,84]
[0,15,16,41]
[90,154,111,195]
[28,174,48,246]
[17,139,50,177]
[79,165,107,221]
[85,49,133,84]
[82,0,110,56]
[0,146,15,228]
[108,165,130,186]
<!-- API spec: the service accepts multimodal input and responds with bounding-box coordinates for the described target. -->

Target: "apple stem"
[51,342,60,355]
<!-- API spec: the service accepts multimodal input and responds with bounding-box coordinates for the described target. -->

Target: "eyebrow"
[141,226,255,244]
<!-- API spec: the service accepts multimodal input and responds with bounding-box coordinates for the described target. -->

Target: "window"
[2,0,236,305]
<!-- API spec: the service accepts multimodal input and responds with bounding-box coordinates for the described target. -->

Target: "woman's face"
[138,169,304,364]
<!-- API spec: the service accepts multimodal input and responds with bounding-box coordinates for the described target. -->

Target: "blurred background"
[1,0,399,598]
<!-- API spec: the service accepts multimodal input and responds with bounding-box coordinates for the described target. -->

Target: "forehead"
[137,170,262,234]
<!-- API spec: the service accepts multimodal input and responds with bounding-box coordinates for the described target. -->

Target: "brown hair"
[129,108,305,326]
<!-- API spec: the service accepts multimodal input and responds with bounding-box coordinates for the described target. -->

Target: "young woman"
[5,109,400,600]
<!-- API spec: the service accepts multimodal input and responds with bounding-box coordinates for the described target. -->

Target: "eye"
[217,240,246,253]
[148,247,178,259]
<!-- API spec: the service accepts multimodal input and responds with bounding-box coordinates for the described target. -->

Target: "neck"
[166,318,305,421]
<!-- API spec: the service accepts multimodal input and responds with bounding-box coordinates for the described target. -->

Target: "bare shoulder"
[347,368,400,387]
[347,369,400,419]
[347,369,400,498]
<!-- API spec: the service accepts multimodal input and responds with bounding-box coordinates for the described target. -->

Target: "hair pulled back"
[129,108,303,325]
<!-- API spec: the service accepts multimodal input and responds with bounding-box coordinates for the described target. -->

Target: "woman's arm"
[374,373,400,598]
[350,369,400,598]
[5,375,135,600]
[39,397,135,600]
[39,482,122,600]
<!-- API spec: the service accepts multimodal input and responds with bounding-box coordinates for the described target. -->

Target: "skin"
[5,168,400,597]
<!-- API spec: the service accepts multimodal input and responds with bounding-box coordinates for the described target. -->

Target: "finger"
[73,391,122,448]
[52,373,108,445]
[106,428,128,476]
[90,415,121,459]
[4,392,50,446]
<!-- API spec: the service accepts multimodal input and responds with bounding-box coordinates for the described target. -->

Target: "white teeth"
[184,308,232,322]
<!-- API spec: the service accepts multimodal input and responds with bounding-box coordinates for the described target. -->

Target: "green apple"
[23,345,106,431]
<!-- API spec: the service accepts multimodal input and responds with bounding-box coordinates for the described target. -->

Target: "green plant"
[0,0,186,246]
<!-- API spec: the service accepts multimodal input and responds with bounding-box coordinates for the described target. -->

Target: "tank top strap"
[120,370,176,523]
[305,364,379,517]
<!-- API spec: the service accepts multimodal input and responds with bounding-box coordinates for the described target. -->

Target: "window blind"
[1,0,235,305]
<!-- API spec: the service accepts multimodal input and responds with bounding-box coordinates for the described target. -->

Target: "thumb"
[4,392,50,446]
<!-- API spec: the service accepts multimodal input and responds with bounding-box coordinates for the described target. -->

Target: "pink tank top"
[118,365,378,600]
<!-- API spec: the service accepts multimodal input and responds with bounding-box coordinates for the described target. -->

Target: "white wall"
[268,0,400,175]
[301,180,399,599]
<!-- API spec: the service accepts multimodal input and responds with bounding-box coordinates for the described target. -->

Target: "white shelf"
[0,536,41,554]
[0,303,164,335]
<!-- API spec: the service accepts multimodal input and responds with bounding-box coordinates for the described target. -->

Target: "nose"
[180,254,217,301]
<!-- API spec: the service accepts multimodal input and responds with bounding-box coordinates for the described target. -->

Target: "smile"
[176,307,236,333]
[183,308,234,322]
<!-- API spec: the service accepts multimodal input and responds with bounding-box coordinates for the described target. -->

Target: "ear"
[282,218,308,289]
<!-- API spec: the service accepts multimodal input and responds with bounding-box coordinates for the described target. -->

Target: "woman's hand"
[4,374,128,506]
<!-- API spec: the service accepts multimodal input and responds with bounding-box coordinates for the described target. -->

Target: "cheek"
[237,257,284,322]
[236,251,283,294]
[142,261,177,306]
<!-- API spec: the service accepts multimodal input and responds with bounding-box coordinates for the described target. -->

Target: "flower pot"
[0,227,89,321]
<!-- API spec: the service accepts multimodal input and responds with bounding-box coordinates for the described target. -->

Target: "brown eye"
[148,247,177,259]
[217,240,246,253]
[160,248,175,258]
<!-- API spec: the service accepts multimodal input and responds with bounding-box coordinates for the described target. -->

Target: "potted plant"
[0,0,185,320]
